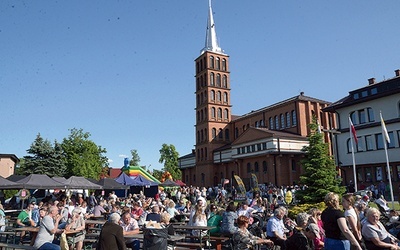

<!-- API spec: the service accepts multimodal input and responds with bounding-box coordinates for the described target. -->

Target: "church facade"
[178,2,336,188]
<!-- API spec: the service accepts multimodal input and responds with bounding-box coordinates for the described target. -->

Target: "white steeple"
[201,0,224,55]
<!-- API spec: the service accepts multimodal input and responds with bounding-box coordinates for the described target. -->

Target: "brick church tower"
[194,0,232,186]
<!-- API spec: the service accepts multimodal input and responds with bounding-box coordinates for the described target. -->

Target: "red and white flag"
[349,117,358,145]
[223,179,229,185]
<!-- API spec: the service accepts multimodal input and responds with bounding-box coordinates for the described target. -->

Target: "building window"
[280,114,285,129]
[358,109,366,124]
[361,90,368,98]
[201,173,205,183]
[286,112,291,127]
[224,109,229,120]
[385,166,394,181]
[235,127,239,138]
[269,117,273,129]
[292,110,297,126]
[350,111,357,124]
[200,130,204,142]
[222,75,227,88]
[260,120,264,127]
[251,145,255,152]
[255,121,259,128]
[197,149,200,160]
[216,57,220,70]
[211,107,216,118]
[263,161,267,172]
[247,163,252,173]
[347,138,353,153]
[376,166,383,181]
[210,73,214,86]
[225,129,230,141]
[365,167,372,182]
[397,165,400,180]
[371,88,378,95]
[209,56,214,68]
[254,162,259,172]
[217,91,221,102]
[237,148,240,154]
[241,147,245,154]
[218,128,223,139]
[388,132,395,148]
[365,135,374,151]
[291,160,296,171]
[262,142,267,150]
[223,92,228,103]
[200,110,203,121]
[193,174,196,182]
[212,128,216,139]
[197,131,200,143]
[356,137,363,152]
[367,108,375,122]
[205,148,207,160]
[217,108,222,119]
[210,90,215,101]
[275,116,279,129]
[376,133,384,149]
[216,74,221,87]
[200,148,204,160]
[257,144,261,151]
[222,59,226,71]
[353,93,359,99]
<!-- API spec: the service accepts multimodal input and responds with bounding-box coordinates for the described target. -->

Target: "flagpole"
[349,117,358,192]
[381,112,394,208]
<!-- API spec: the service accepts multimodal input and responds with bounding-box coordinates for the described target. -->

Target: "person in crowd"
[58,202,69,229]
[362,207,400,250]
[33,206,62,250]
[233,215,273,250]
[166,200,180,221]
[192,204,207,237]
[220,202,238,235]
[375,195,390,214]
[266,206,287,250]
[92,200,106,217]
[183,200,192,213]
[65,207,85,250]
[160,212,175,235]
[207,204,222,236]
[97,213,126,250]
[237,201,256,220]
[321,192,362,250]
[146,205,161,222]
[0,203,5,232]
[388,210,400,237]
[286,213,318,250]
[131,202,144,221]
[89,192,97,209]
[342,193,363,249]
[308,208,324,250]
[16,202,35,241]
[120,212,140,250]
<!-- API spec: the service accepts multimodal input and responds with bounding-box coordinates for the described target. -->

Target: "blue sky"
[1,0,400,171]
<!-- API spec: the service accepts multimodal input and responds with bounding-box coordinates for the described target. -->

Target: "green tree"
[296,118,345,203]
[129,149,140,166]
[61,128,108,180]
[152,169,163,182]
[19,134,67,177]
[159,143,181,180]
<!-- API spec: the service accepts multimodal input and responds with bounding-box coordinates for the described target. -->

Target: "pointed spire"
[201,0,224,55]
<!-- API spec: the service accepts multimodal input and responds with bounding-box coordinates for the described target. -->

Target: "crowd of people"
[1,183,400,250]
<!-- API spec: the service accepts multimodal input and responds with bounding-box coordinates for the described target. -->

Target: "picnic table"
[173,225,216,249]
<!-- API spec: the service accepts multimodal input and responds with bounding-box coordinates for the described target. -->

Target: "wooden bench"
[83,238,97,250]
[175,241,205,249]
[0,242,35,250]
[183,235,229,250]
[0,231,17,243]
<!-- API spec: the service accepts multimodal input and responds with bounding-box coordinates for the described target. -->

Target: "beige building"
[0,154,19,178]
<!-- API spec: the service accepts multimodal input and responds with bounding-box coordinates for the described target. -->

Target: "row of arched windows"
[195,56,228,74]
[196,107,230,122]
[197,128,230,143]
[269,110,297,130]
[196,73,229,91]
[246,161,268,173]
[350,107,374,125]
[197,147,208,161]
[196,90,229,106]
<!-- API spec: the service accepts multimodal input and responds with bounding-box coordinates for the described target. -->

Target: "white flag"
[380,112,390,143]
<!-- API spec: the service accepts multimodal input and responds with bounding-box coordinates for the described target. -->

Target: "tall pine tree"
[296,117,345,203]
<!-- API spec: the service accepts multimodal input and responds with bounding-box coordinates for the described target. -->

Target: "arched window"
[216,74,221,87]
[216,57,220,70]
[212,128,217,139]
[196,78,200,91]
[204,128,207,140]
[255,121,259,127]
[263,161,267,172]
[217,91,221,102]
[205,148,208,160]
[210,73,215,86]
[269,117,274,129]
[223,92,228,103]
[218,128,223,139]
[200,93,204,104]
[225,129,230,141]
[197,131,200,143]
[210,90,215,101]
[260,120,264,127]
[196,94,200,105]
[275,115,279,129]
[280,114,285,129]
[254,162,259,172]
[200,75,204,87]
[235,127,239,138]
[209,56,214,68]
[292,110,297,126]
[211,107,216,118]
[204,107,207,119]
[200,130,204,142]
[223,75,227,88]
[197,149,200,160]
[222,59,227,71]
[224,109,229,120]
[203,73,207,86]
[247,163,252,173]
[193,174,196,182]
[217,108,222,119]
[200,110,203,121]
[201,173,205,183]
[201,148,204,159]
[197,111,200,122]
[286,112,291,127]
